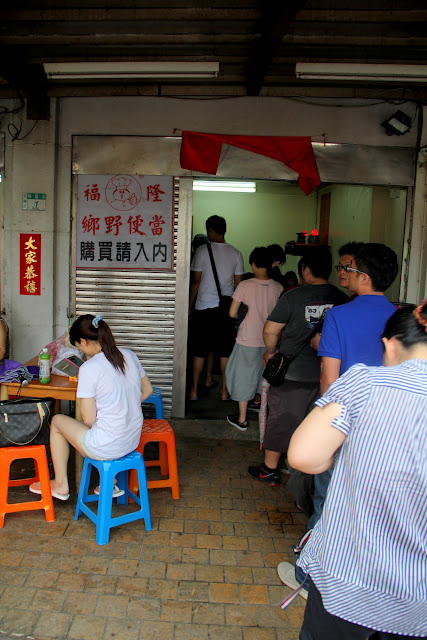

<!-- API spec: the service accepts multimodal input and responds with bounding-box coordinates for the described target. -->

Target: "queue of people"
[188,220,426,637]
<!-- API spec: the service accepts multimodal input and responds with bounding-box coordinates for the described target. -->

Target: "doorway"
[185,178,408,419]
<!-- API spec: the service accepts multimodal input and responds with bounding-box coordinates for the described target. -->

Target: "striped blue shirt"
[297,360,427,636]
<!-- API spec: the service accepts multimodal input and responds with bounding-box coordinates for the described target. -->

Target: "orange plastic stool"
[0,445,55,527]
[129,419,180,499]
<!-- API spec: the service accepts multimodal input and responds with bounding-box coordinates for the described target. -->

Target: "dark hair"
[297,258,304,279]
[283,271,298,287]
[267,244,286,265]
[300,247,332,280]
[192,233,208,253]
[382,303,427,349]
[69,314,125,373]
[339,241,361,257]
[249,246,270,268]
[206,215,226,236]
[352,243,398,292]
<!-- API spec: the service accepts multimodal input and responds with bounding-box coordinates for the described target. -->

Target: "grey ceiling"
[1,1,427,107]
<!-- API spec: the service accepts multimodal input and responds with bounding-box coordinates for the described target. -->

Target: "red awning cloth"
[180,131,321,195]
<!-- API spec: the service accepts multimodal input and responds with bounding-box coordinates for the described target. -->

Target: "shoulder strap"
[207,242,223,299]
[284,321,324,366]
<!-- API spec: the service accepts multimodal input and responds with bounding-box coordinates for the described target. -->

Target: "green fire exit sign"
[22,193,46,210]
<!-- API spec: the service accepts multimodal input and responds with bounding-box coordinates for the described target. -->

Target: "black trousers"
[300,581,425,640]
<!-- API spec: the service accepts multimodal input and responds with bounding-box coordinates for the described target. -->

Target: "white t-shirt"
[233,278,283,347]
[77,348,146,459]
[191,242,244,310]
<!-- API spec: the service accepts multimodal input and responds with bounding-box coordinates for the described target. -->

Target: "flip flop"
[29,482,70,501]
[94,485,125,498]
[277,561,308,600]
[187,395,198,401]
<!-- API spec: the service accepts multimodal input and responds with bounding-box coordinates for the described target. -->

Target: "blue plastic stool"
[74,450,152,545]
[142,386,164,418]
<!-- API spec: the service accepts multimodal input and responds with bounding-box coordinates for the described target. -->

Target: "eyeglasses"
[341,265,370,277]
[334,264,352,272]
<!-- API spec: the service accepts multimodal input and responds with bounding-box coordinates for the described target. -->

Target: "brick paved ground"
[0,436,307,640]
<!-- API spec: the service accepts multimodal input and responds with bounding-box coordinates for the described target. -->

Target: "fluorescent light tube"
[44,62,219,80]
[193,181,256,193]
[295,63,427,83]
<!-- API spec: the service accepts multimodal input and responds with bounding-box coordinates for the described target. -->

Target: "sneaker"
[248,400,260,413]
[277,561,308,600]
[227,414,248,431]
[248,464,280,486]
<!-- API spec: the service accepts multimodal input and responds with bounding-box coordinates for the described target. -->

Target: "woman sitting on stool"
[30,314,153,501]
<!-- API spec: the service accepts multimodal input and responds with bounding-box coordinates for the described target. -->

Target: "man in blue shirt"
[318,242,398,394]
[314,242,398,518]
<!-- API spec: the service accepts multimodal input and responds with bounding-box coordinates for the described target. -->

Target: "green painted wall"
[192,181,317,275]
[192,181,407,300]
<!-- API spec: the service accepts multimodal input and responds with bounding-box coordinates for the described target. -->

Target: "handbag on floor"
[0,397,55,446]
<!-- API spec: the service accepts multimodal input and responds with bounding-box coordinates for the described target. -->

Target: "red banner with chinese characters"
[20,233,41,295]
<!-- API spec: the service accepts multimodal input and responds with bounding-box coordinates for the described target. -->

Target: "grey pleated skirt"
[225,343,265,401]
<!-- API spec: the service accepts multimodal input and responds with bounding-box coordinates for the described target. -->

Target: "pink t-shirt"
[233,278,283,347]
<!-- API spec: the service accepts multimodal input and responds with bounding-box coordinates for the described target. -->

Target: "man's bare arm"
[263,320,285,364]
[189,271,202,311]
[320,356,341,395]
[234,274,243,288]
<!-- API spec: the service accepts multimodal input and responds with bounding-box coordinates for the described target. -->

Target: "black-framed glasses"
[334,264,352,272]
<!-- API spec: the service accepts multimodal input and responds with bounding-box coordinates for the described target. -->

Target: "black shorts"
[262,379,320,453]
[191,307,236,358]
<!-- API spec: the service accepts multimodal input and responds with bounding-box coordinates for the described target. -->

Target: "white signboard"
[77,175,174,270]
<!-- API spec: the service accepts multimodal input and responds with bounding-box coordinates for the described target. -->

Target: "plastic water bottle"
[39,347,50,384]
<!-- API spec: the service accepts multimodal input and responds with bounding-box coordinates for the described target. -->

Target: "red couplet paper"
[180,131,320,195]
[20,233,41,295]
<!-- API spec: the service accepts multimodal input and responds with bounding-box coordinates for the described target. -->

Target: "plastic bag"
[44,331,70,362]
[52,346,84,377]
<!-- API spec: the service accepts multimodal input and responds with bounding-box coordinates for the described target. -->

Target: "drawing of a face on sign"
[106,175,142,211]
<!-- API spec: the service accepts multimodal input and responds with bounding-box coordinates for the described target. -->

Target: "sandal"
[94,484,125,498]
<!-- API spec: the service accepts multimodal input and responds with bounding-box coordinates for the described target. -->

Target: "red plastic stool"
[0,445,55,527]
[129,419,180,499]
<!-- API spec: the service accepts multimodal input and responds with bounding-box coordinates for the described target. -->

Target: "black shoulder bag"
[263,323,322,387]
[207,242,233,315]
[206,243,248,324]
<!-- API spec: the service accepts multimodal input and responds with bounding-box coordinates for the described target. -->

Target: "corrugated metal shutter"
[75,177,179,417]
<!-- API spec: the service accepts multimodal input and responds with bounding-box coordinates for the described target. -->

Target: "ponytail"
[69,314,125,373]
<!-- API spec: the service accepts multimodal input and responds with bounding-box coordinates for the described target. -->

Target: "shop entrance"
[185,178,409,420]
